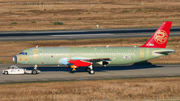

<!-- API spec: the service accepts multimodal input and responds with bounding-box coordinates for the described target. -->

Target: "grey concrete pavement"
[0,64,180,83]
[0,27,179,41]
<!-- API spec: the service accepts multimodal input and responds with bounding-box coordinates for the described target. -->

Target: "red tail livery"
[140,21,172,48]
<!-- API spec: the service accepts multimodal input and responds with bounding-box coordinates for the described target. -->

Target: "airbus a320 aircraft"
[13,21,175,74]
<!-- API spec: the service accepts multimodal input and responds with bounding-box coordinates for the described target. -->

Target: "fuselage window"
[25,52,27,55]
[22,52,24,55]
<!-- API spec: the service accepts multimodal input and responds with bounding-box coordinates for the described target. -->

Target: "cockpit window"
[19,52,28,55]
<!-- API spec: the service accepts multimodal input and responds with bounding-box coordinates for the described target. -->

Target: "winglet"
[140,21,172,48]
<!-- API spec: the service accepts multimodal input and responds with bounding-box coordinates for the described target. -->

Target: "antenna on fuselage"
[36,45,38,48]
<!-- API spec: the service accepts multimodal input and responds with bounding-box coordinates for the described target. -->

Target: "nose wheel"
[32,65,40,75]
[32,69,37,75]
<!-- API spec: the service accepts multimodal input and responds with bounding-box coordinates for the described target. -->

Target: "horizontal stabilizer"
[155,50,175,55]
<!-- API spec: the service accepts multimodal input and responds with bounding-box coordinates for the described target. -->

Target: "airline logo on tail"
[154,30,168,44]
[140,21,172,48]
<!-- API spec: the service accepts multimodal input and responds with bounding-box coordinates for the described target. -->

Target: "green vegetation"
[78,18,82,20]
[53,21,64,25]
[122,10,129,13]
[31,21,36,23]
[136,8,141,12]
[144,10,147,13]
[11,22,17,24]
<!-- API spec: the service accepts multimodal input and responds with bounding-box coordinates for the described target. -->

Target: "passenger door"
[33,49,38,59]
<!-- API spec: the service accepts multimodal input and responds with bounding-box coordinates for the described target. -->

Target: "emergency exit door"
[140,49,145,58]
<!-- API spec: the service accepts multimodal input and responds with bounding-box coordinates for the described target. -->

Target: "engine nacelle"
[93,61,110,66]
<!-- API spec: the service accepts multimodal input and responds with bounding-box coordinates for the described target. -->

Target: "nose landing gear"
[32,65,40,75]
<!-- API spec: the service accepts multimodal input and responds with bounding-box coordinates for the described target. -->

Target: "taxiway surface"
[0,27,180,41]
[0,64,180,83]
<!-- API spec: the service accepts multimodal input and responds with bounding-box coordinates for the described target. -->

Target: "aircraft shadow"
[21,63,163,73]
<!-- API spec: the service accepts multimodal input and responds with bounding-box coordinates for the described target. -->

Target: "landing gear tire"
[32,70,37,75]
[88,69,95,74]
[4,71,8,75]
[86,68,91,72]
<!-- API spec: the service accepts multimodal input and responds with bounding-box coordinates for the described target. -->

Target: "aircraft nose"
[13,55,17,63]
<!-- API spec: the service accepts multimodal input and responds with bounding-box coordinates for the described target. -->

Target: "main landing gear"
[70,65,95,74]
[86,65,95,75]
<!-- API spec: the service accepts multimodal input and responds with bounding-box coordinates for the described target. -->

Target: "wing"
[68,60,91,67]
[83,58,112,62]
[68,58,112,67]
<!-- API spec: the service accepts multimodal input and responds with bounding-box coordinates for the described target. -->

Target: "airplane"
[13,21,175,75]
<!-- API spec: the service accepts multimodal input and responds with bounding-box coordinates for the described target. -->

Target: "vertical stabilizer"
[140,21,172,48]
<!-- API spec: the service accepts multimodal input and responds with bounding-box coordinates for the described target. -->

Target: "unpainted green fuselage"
[16,47,174,66]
